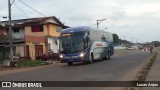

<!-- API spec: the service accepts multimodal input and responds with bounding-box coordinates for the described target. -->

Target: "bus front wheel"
[68,62,73,66]
[88,52,94,64]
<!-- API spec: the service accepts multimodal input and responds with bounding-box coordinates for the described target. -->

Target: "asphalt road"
[0,50,152,90]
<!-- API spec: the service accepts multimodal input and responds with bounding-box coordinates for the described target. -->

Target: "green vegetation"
[151,41,160,47]
[112,33,130,45]
[19,60,49,67]
[0,59,49,67]
[0,60,3,64]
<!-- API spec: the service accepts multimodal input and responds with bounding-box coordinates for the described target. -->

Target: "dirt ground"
[0,64,25,71]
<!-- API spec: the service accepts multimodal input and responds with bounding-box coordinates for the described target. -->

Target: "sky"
[0,0,160,43]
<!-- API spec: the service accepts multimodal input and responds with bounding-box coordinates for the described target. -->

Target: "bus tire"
[89,59,93,64]
[108,53,110,60]
[88,52,94,64]
[68,62,73,66]
[104,52,110,60]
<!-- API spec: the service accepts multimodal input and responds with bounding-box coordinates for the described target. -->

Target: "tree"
[151,41,160,47]
[112,34,119,44]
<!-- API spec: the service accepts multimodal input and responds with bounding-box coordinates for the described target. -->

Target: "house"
[0,16,68,60]
[0,22,25,60]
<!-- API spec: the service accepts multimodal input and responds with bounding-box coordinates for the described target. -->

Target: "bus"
[58,26,114,65]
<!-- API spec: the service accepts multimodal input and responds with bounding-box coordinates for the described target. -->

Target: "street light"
[96,18,106,28]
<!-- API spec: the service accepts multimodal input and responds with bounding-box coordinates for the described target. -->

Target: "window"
[56,26,62,32]
[13,28,19,33]
[31,25,43,32]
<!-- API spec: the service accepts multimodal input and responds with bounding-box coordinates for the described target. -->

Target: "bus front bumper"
[59,52,89,63]
[60,56,87,63]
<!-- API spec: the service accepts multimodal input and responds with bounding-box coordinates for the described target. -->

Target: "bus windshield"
[60,32,85,54]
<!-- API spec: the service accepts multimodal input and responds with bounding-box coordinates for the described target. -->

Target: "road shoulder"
[0,63,60,76]
[140,51,160,90]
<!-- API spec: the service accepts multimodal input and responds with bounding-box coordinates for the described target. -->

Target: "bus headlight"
[60,54,64,58]
[80,53,84,57]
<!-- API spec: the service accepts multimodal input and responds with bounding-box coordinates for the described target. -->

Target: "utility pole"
[8,0,13,61]
[96,18,106,28]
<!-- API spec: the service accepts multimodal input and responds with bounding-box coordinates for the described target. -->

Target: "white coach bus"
[58,26,114,65]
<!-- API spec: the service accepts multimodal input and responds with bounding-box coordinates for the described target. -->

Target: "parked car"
[36,51,60,61]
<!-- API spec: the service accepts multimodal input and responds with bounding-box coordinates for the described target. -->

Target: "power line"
[19,0,46,17]
[47,0,75,20]
[57,0,83,16]
[49,0,84,19]
[48,0,73,17]
[11,0,16,6]
[54,0,73,12]
[13,3,30,18]
[56,0,97,26]
[8,0,29,19]
[49,0,96,26]
[54,0,84,18]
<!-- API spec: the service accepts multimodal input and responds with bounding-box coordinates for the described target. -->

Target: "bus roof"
[61,26,90,33]
[61,26,111,34]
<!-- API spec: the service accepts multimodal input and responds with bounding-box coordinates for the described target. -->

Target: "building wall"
[0,28,5,35]
[12,28,24,39]
[44,24,60,37]
[16,45,25,57]
[25,42,45,60]
[50,25,61,37]
[0,28,7,39]
[25,35,46,60]
[24,25,46,60]
[47,37,59,53]
[25,24,60,37]
[44,24,61,53]
[25,35,45,44]
[25,26,45,37]
[24,23,61,60]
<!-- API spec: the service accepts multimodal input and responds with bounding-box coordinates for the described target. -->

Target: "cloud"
[124,3,160,17]
[0,0,8,18]
[110,11,127,20]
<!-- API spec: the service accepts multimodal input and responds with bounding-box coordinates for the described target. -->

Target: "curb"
[125,51,159,90]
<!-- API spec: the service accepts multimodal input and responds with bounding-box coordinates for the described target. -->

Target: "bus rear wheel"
[68,62,73,66]
[88,59,93,64]
[88,52,94,64]
[104,53,110,60]
[108,53,110,60]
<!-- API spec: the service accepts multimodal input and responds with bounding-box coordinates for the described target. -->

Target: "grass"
[19,60,49,67]
[114,49,132,54]
[0,59,49,67]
